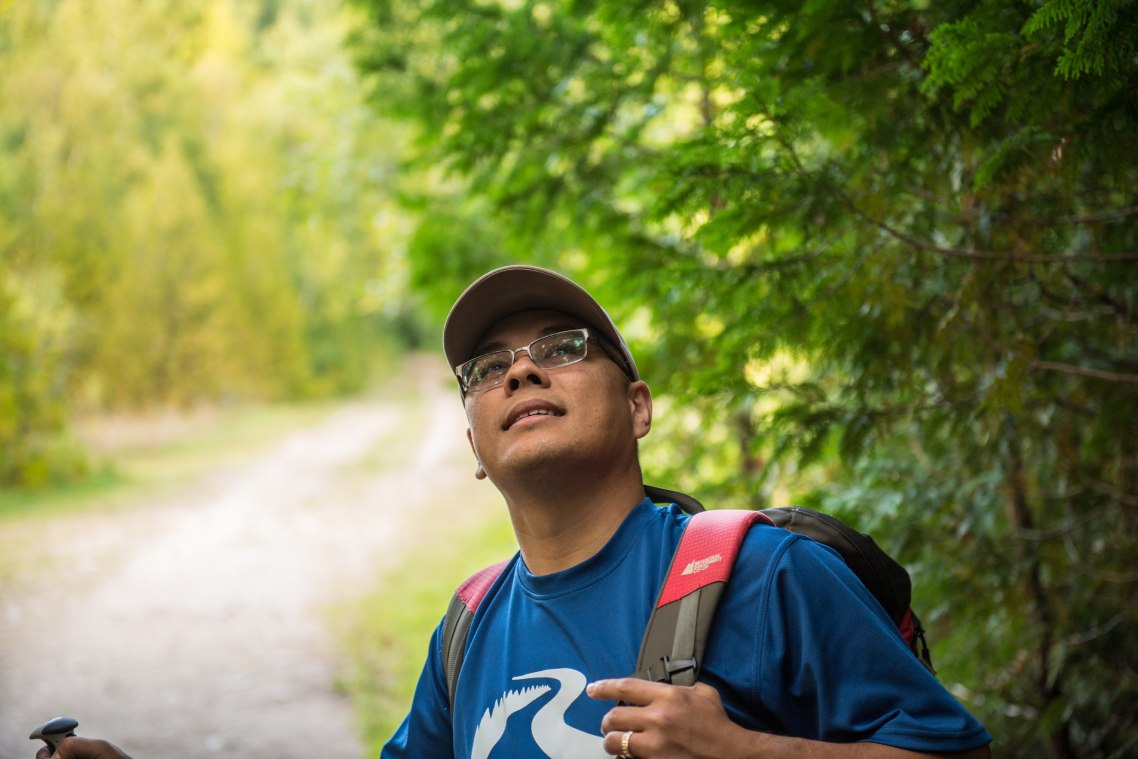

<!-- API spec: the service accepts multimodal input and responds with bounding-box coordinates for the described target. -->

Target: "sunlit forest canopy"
[348,0,1138,756]
[1,0,417,487]
[3,0,1137,756]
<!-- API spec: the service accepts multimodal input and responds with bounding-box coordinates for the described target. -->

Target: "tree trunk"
[1005,424,1073,759]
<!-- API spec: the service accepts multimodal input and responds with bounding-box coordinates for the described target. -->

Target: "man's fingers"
[587,677,665,705]
[691,681,724,706]
[602,728,644,758]
[599,704,649,735]
[46,736,134,759]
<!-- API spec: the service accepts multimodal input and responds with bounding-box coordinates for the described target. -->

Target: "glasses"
[456,328,595,394]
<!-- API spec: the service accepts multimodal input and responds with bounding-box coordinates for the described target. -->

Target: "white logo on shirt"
[470,668,607,759]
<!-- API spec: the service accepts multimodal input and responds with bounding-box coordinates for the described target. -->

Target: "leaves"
[353,0,1138,754]
[1023,0,1138,79]
[0,0,406,487]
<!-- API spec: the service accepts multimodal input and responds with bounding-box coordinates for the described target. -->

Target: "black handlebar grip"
[29,716,79,754]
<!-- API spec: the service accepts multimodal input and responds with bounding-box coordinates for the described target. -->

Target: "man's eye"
[479,357,510,374]
[541,336,585,361]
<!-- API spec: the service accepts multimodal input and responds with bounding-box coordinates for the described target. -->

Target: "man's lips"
[502,401,565,430]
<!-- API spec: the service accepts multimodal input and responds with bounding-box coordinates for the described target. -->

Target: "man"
[383,265,992,758]
[36,265,992,759]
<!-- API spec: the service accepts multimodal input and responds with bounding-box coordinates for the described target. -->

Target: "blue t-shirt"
[382,499,991,758]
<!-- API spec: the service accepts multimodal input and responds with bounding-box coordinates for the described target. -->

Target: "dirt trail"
[0,359,492,758]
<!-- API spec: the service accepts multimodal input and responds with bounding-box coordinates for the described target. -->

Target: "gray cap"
[442,265,638,380]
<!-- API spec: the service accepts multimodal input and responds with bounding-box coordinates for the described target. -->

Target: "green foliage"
[1023,0,1138,78]
[405,197,520,329]
[0,256,89,487]
[0,0,406,489]
[352,0,1138,755]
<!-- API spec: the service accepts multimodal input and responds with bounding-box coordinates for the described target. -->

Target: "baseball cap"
[442,265,639,381]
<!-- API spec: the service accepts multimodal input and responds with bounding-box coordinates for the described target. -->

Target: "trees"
[1,0,404,487]
[351,0,1138,754]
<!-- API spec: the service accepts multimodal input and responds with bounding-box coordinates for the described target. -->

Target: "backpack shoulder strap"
[644,484,705,514]
[634,509,773,685]
[441,560,509,710]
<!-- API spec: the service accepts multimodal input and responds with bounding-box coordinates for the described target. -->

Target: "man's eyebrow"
[472,324,583,355]
[540,323,581,336]
[473,339,508,354]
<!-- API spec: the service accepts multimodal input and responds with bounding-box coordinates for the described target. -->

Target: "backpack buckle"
[658,656,697,684]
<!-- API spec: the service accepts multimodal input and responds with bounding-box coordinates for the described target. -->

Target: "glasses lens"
[462,350,512,392]
[531,330,588,368]
[458,330,590,393]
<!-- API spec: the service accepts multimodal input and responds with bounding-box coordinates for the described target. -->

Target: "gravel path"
[0,360,489,758]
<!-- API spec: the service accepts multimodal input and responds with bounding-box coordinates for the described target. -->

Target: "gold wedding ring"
[619,729,634,758]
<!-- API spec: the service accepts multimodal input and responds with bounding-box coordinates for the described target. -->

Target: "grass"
[0,351,432,526]
[0,464,128,521]
[107,403,339,483]
[329,492,516,755]
[0,399,340,523]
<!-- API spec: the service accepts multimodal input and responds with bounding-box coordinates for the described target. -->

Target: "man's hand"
[35,736,133,759]
[588,677,754,758]
[586,678,993,759]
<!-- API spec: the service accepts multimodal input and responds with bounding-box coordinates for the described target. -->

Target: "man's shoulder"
[654,505,823,566]
[741,515,843,558]
[731,516,852,584]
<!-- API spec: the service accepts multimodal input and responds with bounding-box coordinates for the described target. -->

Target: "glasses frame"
[455,328,601,395]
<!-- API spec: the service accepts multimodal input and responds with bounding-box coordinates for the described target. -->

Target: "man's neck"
[501,473,647,576]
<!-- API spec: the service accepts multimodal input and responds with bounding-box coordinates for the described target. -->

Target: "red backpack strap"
[455,561,508,612]
[442,560,509,710]
[635,509,773,685]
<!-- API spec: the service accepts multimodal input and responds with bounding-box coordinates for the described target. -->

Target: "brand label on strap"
[658,510,772,607]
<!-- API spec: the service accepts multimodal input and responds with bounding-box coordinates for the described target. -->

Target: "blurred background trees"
[3,0,1135,754]
[349,0,1137,755]
[0,0,410,486]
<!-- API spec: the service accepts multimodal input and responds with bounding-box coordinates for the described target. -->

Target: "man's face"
[462,309,651,486]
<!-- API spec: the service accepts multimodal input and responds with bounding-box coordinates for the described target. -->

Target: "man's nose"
[503,349,549,393]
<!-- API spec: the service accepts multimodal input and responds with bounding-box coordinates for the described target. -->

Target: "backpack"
[440,485,933,709]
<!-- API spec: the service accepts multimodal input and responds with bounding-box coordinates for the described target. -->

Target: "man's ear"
[629,380,652,440]
[467,427,487,480]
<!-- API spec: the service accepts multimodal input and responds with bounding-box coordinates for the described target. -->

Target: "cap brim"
[443,265,638,380]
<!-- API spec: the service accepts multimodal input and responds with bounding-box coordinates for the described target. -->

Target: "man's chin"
[496,445,578,479]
